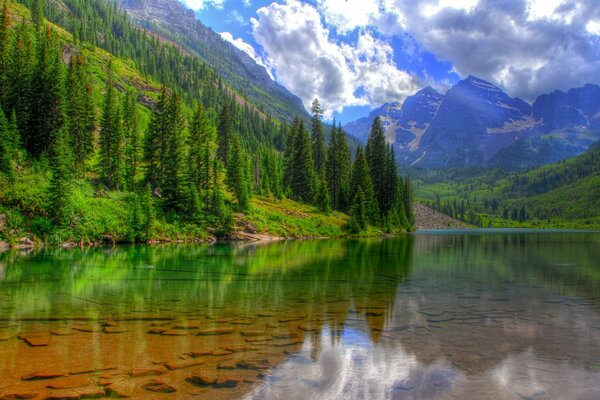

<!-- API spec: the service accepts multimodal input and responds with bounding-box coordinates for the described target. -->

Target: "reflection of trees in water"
[0,238,413,331]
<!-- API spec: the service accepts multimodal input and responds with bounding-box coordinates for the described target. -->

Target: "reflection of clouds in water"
[491,349,600,400]
[246,326,461,400]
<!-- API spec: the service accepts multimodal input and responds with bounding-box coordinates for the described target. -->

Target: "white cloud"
[380,0,600,101]
[219,32,275,80]
[180,0,225,10]
[251,0,419,117]
[317,0,381,34]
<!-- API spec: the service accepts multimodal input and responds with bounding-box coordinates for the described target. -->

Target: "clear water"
[0,231,599,399]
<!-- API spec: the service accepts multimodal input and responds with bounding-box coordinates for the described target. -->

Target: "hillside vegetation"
[0,0,414,248]
[415,142,600,229]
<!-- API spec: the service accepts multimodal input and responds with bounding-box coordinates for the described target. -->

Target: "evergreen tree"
[32,0,44,33]
[99,61,124,189]
[0,3,11,108]
[0,107,14,178]
[188,103,217,204]
[66,53,95,178]
[48,127,73,226]
[123,90,141,190]
[310,98,327,175]
[315,174,332,214]
[161,91,186,211]
[145,86,168,188]
[142,183,154,239]
[326,122,351,211]
[217,99,234,162]
[227,134,250,210]
[366,116,387,214]
[8,21,34,138]
[348,188,367,233]
[350,146,379,225]
[290,119,315,203]
[403,176,415,226]
[283,119,298,194]
[26,27,64,156]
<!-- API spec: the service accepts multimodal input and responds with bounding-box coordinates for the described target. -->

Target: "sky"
[180,0,600,122]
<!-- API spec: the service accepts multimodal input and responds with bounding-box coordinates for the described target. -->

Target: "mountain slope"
[344,86,443,157]
[119,0,307,122]
[415,141,600,228]
[345,77,600,170]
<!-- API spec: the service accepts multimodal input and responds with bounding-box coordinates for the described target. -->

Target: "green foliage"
[310,98,327,175]
[326,122,351,211]
[350,146,378,225]
[0,0,415,245]
[415,143,600,228]
[227,134,250,211]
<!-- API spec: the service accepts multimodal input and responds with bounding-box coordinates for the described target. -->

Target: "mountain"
[119,0,307,122]
[345,77,600,169]
[344,86,443,153]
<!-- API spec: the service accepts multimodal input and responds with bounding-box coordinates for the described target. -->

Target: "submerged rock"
[142,379,176,393]
[197,327,234,336]
[19,334,50,347]
[22,371,66,381]
[128,367,167,378]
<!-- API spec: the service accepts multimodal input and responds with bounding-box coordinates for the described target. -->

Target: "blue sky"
[180,0,600,122]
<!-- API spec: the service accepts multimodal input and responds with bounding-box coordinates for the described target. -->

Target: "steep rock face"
[119,0,306,121]
[345,76,600,170]
[344,87,443,152]
[416,76,533,168]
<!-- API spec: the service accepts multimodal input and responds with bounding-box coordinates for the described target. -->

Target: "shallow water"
[1,231,600,399]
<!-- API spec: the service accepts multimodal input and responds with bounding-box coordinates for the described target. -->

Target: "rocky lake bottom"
[0,231,599,399]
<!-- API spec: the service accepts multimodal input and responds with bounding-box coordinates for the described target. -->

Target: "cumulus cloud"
[383,0,600,101]
[219,32,274,80]
[251,0,419,116]
[180,0,225,10]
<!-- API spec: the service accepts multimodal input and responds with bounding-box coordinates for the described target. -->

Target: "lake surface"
[1,231,600,399]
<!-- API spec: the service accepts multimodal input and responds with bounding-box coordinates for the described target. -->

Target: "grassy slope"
[247,197,349,238]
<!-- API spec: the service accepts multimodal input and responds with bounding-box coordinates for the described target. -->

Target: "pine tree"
[310,98,327,175]
[382,145,398,216]
[32,0,44,34]
[48,127,74,226]
[142,183,155,240]
[0,3,11,108]
[26,27,64,156]
[326,122,351,211]
[227,134,250,210]
[350,146,379,225]
[188,103,217,204]
[161,91,186,211]
[145,86,168,188]
[290,119,315,203]
[217,99,234,162]
[403,176,415,227]
[348,188,367,233]
[66,53,96,178]
[283,119,298,194]
[366,116,387,215]
[315,174,332,214]
[99,61,124,189]
[0,106,13,177]
[123,91,141,190]
[8,21,34,137]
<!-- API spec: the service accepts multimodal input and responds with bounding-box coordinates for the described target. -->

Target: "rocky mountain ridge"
[344,76,600,169]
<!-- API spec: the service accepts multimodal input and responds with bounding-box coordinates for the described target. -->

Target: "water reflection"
[0,232,599,399]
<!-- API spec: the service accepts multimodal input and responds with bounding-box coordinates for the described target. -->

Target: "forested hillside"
[0,0,413,247]
[415,141,600,228]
